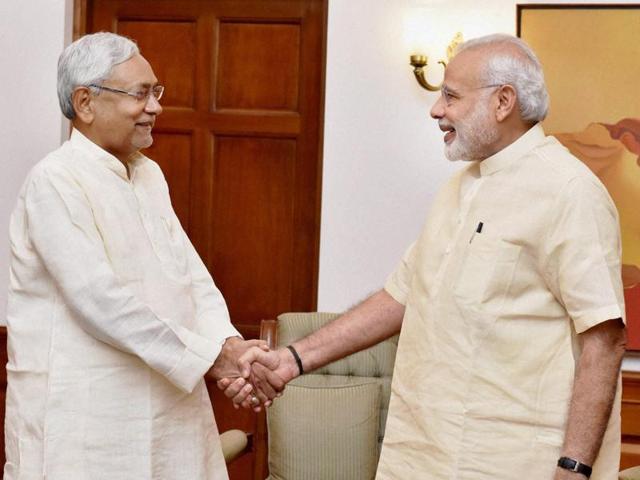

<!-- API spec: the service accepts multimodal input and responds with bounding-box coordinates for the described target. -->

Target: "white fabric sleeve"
[542,176,625,333]
[24,165,218,393]
[384,241,417,305]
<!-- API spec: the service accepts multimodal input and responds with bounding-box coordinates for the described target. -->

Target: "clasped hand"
[210,338,297,411]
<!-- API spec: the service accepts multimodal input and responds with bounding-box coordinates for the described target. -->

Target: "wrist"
[286,345,304,376]
[557,457,592,478]
[222,335,243,347]
[278,347,301,382]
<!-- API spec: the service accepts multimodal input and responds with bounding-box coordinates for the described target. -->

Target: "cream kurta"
[378,124,624,480]
[5,129,239,480]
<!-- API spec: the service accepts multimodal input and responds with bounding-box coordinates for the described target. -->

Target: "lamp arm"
[411,59,447,92]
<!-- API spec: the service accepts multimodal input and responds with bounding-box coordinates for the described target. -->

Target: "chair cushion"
[620,466,640,480]
[267,381,381,480]
[219,429,248,464]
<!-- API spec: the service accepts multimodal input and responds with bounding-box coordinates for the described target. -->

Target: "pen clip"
[469,221,484,243]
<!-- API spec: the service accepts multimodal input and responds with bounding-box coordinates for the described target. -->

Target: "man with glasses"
[4,32,281,480]
[227,34,626,479]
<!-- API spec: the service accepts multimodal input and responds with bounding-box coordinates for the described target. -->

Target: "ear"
[495,84,518,123]
[71,86,96,124]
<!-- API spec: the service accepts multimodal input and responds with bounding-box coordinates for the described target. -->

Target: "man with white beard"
[224,34,626,479]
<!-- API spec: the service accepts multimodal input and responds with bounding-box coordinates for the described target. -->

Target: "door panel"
[119,20,198,108]
[145,132,193,229]
[216,21,301,110]
[85,1,326,478]
[211,136,297,324]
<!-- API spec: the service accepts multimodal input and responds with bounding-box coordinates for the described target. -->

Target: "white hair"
[57,32,139,119]
[456,34,549,123]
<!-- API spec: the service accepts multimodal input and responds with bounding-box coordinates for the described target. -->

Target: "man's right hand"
[207,337,285,411]
[217,347,298,410]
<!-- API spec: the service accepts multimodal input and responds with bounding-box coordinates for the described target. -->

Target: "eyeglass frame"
[440,83,504,105]
[87,83,165,102]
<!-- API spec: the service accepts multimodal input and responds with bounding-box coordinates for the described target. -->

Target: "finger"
[216,377,231,390]
[232,382,255,407]
[254,362,286,393]
[244,339,268,349]
[240,348,280,374]
[238,347,279,378]
[250,364,279,399]
[249,377,273,405]
[240,395,254,410]
[222,377,246,399]
[251,378,276,401]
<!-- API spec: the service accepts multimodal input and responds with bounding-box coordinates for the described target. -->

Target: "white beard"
[443,98,499,162]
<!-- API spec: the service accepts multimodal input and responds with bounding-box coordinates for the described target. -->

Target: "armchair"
[620,466,640,480]
[260,312,398,480]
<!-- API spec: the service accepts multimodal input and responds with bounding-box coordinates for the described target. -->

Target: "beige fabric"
[379,124,624,480]
[620,466,640,480]
[267,381,381,480]
[5,129,239,479]
[276,312,398,444]
[219,430,248,464]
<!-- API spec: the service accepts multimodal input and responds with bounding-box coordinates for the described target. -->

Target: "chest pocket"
[453,231,521,310]
[142,211,190,281]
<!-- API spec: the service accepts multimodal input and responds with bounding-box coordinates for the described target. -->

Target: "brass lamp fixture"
[410,32,463,91]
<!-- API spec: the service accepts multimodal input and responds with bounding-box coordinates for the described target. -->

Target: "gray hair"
[57,32,139,119]
[457,34,549,123]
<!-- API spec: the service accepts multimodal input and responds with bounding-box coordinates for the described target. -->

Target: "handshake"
[206,337,302,412]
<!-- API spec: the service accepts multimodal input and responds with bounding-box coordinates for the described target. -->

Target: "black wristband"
[286,345,304,376]
[557,457,592,478]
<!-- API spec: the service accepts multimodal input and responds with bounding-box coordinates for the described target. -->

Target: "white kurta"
[378,124,625,479]
[5,129,239,480]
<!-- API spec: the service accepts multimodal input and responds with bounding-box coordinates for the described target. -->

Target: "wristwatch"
[557,457,592,478]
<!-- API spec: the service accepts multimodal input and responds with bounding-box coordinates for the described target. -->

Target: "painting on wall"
[518,4,640,349]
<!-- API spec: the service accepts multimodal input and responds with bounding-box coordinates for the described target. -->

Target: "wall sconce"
[410,32,463,91]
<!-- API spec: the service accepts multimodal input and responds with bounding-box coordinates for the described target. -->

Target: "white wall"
[0,0,73,326]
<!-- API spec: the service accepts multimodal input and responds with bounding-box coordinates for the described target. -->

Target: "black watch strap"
[557,457,592,478]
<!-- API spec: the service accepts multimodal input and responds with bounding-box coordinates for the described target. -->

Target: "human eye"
[441,88,458,105]
[151,85,164,100]
[132,88,150,101]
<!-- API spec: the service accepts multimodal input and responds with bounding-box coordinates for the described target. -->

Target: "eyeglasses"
[88,84,165,102]
[440,84,503,105]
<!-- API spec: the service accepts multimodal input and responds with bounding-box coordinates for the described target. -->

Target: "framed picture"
[518,4,640,349]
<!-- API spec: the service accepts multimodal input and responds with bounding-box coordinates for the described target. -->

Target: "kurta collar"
[479,123,546,176]
[70,128,146,181]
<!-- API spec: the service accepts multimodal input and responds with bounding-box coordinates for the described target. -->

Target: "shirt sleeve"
[24,165,219,393]
[384,241,417,305]
[542,175,625,333]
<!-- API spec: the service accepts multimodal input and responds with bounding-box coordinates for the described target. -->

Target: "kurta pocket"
[148,214,190,280]
[453,233,521,311]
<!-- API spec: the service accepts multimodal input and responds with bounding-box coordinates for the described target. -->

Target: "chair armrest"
[219,429,252,464]
[260,319,278,349]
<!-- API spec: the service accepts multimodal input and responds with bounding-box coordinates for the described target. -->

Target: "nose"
[430,94,444,119]
[145,94,163,115]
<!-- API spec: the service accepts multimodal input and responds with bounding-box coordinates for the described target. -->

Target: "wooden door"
[81,1,326,478]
